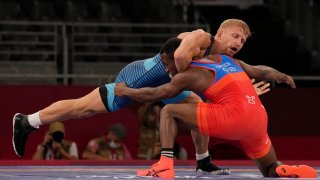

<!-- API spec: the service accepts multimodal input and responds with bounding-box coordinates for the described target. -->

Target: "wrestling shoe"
[137,156,174,178]
[12,113,37,157]
[196,156,230,175]
[276,164,317,178]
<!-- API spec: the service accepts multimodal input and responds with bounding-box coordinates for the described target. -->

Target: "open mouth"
[230,47,238,52]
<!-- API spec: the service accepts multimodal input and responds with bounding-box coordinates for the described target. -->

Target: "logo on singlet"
[214,62,237,73]
[246,95,256,104]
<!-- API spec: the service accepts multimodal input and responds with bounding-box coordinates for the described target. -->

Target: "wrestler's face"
[161,53,178,77]
[215,25,248,57]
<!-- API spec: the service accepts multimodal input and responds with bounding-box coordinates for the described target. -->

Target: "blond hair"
[219,19,251,37]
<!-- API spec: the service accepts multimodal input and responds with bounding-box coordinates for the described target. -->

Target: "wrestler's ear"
[216,30,223,39]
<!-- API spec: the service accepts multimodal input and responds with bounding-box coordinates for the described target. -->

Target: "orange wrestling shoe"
[137,156,174,178]
[276,164,317,178]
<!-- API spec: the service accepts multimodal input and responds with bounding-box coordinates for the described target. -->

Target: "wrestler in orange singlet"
[115,37,317,178]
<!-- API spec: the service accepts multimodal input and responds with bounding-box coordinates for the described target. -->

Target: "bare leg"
[176,93,229,175]
[39,88,107,124]
[160,103,199,148]
[181,92,210,154]
[13,87,107,157]
[191,131,210,154]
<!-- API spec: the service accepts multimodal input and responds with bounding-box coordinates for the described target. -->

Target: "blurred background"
[0,0,319,160]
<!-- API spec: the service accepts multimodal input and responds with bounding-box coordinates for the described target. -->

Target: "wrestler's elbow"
[195,29,211,43]
[193,29,208,36]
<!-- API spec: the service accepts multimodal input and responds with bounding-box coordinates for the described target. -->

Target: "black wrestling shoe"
[196,156,230,175]
[12,113,37,157]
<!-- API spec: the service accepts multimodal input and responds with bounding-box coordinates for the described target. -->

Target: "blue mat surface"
[0,166,319,179]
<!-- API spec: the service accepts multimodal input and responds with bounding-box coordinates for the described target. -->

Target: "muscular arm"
[175,29,211,72]
[115,72,192,102]
[237,60,296,88]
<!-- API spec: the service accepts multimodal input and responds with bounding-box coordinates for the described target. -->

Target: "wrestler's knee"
[160,104,175,118]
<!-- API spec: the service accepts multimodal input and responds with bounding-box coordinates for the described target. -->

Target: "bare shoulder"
[183,67,213,92]
[184,67,209,81]
[172,68,199,84]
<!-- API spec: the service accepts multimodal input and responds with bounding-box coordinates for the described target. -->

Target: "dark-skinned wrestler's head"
[160,37,182,78]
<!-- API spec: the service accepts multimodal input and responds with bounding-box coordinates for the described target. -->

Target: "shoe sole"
[12,113,22,157]
[196,168,231,175]
[137,168,174,178]
[276,164,317,178]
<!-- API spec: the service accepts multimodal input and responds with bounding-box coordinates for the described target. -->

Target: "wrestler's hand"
[277,75,296,89]
[252,79,270,96]
[115,82,128,96]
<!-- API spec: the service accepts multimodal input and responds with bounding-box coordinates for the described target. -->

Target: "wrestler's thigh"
[78,87,107,113]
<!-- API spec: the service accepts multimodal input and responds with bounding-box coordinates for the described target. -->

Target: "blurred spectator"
[137,102,187,160]
[32,122,78,160]
[82,123,132,160]
[136,102,161,159]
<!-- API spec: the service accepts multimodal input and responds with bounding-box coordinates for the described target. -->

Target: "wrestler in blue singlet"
[99,54,191,112]
[99,36,214,112]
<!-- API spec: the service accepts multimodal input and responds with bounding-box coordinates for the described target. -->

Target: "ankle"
[196,151,209,160]
[268,161,282,177]
[28,112,42,128]
[197,155,211,165]
[161,148,174,159]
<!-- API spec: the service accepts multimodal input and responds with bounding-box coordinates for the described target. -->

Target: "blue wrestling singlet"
[99,54,191,112]
[99,35,215,112]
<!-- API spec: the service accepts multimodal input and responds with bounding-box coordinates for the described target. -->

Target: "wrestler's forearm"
[252,65,296,88]
[122,87,160,102]
[253,65,283,80]
[239,60,280,81]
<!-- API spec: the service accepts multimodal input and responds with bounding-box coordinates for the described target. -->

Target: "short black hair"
[160,37,182,61]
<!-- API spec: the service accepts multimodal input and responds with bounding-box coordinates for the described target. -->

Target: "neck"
[211,44,220,55]
[211,37,222,55]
